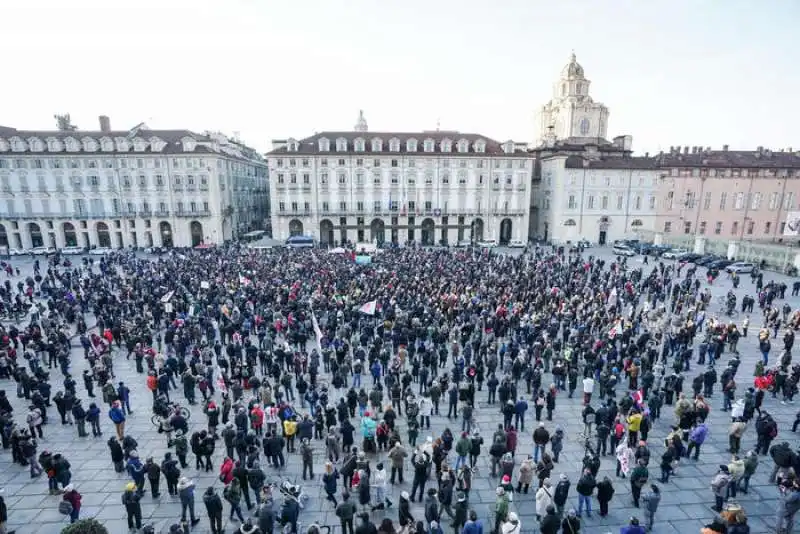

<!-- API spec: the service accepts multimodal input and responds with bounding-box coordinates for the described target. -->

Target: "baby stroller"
[277,479,310,509]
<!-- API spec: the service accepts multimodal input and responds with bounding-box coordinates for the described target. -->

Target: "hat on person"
[125,482,136,491]
[430,522,438,529]
[457,492,466,502]
[129,450,139,458]
[560,473,568,481]
[64,484,74,492]
[539,422,545,428]
[401,491,410,499]
[502,475,510,484]
[720,465,729,473]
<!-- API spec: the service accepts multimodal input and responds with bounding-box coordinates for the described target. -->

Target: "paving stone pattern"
[0,250,797,533]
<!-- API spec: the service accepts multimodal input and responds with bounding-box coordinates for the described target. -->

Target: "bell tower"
[536,52,610,145]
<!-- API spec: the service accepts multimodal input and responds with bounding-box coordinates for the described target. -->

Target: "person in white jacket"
[418,397,433,429]
[501,512,521,534]
[370,462,392,510]
[535,478,554,520]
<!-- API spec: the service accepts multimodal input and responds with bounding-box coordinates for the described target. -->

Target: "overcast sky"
[2,0,798,154]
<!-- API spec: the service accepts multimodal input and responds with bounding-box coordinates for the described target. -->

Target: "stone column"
[693,236,706,254]
[727,241,739,260]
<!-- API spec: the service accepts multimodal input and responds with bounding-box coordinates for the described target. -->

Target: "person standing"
[560,509,580,534]
[640,484,660,532]
[177,477,202,527]
[202,486,224,534]
[162,452,181,496]
[0,490,15,534]
[145,457,161,498]
[122,482,143,531]
[223,478,245,522]
[575,468,595,518]
[336,492,357,534]
[108,400,126,440]
[710,465,731,512]
[777,479,800,534]
[630,459,649,508]
[595,476,615,518]
[535,479,554,521]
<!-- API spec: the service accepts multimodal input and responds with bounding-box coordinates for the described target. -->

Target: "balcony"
[174,210,211,218]
[186,184,196,192]
[86,212,108,219]
[173,184,184,191]
[199,184,209,191]
[138,209,152,218]
[20,186,30,193]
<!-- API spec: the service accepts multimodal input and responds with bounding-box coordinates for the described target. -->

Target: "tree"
[54,113,78,131]
[61,518,110,534]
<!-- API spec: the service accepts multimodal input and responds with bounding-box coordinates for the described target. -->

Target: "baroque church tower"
[536,52,610,145]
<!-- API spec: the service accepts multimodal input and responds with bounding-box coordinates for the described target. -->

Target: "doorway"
[598,230,607,245]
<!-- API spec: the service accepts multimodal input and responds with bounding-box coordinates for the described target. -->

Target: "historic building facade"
[267,112,534,245]
[654,145,800,243]
[0,117,267,250]
[530,54,660,244]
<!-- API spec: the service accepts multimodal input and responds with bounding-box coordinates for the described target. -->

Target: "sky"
[2,0,799,155]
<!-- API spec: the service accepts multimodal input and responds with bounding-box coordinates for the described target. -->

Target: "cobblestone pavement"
[0,249,797,533]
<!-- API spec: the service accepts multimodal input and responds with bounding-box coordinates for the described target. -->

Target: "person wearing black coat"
[595,476,615,517]
[539,505,560,534]
[398,491,414,528]
[233,461,253,510]
[108,436,125,472]
[203,486,224,534]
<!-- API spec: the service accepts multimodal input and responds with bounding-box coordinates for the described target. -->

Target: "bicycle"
[150,404,191,428]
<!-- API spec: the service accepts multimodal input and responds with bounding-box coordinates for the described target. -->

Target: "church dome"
[561,52,584,79]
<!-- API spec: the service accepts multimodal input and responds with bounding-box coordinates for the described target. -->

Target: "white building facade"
[267,118,534,246]
[530,54,661,245]
[0,118,267,250]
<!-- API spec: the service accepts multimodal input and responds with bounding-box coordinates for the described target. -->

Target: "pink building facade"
[654,145,800,243]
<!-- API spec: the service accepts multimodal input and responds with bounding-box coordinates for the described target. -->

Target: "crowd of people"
[0,243,799,534]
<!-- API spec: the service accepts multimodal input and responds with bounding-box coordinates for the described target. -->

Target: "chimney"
[683,146,689,155]
[788,147,793,153]
[757,146,763,153]
[645,152,649,157]
[723,144,729,152]
[98,115,111,133]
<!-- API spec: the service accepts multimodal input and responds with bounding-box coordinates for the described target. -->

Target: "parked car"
[89,247,113,256]
[612,244,636,257]
[695,254,720,266]
[30,247,55,256]
[8,248,27,256]
[60,246,85,255]
[726,262,755,274]
[649,244,672,257]
[576,239,592,248]
[708,259,734,270]
[508,239,526,248]
[454,240,472,248]
[677,252,703,263]
[477,240,498,248]
[661,248,688,259]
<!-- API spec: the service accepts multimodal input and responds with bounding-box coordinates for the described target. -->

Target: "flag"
[311,307,324,352]
[608,322,623,339]
[239,275,251,287]
[631,389,643,407]
[359,300,377,316]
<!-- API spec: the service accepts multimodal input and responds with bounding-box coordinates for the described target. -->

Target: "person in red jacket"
[219,457,235,485]
[62,484,82,523]
[250,404,265,436]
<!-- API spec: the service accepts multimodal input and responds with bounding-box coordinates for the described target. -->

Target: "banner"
[310,307,324,353]
[160,290,175,303]
[359,300,377,316]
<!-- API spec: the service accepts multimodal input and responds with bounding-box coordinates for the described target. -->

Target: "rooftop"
[658,146,800,168]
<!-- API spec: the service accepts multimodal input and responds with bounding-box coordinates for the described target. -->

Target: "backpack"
[59,500,73,515]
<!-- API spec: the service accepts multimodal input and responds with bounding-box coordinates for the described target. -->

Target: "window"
[288,159,296,167]
[769,192,780,210]
[683,221,691,234]
[719,192,727,210]
[751,192,762,210]
[408,201,416,212]
[699,221,707,235]
[390,201,399,211]
[785,192,795,210]
[664,221,672,233]
[423,140,434,152]
[373,173,381,185]
[408,175,416,186]
[731,221,739,235]
[568,195,577,209]
[389,139,400,152]
[290,173,297,184]
[703,192,712,210]
[442,174,449,185]
[302,158,309,167]
[373,159,380,167]
[635,196,642,210]
[458,173,466,185]
[190,202,197,213]
[337,159,345,166]
[291,202,298,212]
[320,159,328,167]
[391,173,399,185]
[356,173,364,185]
[356,158,363,167]
[714,221,722,235]
[337,173,346,185]
[356,201,364,212]
[601,195,608,210]
[665,191,674,210]
[303,173,310,184]
[686,192,696,209]
[373,201,381,213]
[278,202,285,212]
[277,173,284,184]
[425,174,433,185]
[304,202,311,213]
[203,202,209,212]
[734,192,744,210]
[604,176,611,187]
[587,195,595,209]
[765,221,772,234]
[424,201,433,212]
[616,195,624,210]
[442,160,449,168]
[477,160,484,169]
[391,159,398,168]
[276,159,284,167]
[321,202,329,213]
[746,220,755,235]
[89,176,99,186]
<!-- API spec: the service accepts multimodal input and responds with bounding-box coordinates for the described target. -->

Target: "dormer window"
[83,138,98,152]
[100,137,114,152]
[0,139,9,152]
[65,137,80,152]
[10,137,26,152]
[389,138,401,152]
[371,138,383,152]
[503,141,514,154]
[115,138,130,152]
[354,138,366,152]
[47,138,62,152]
[474,140,486,153]
[28,138,44,152]
[457,139,469,153]
[286,138,298,152]
[424,139,435,152]
[133,137,147,152]
[406,139,418,152]
[336,138,348,152]
[318,138,330,152]
[441,139,452,152]
[149,137,165,152]
[181,137,196,152]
